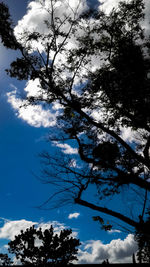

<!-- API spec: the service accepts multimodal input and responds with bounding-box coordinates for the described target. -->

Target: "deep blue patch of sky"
[87,0,100,9]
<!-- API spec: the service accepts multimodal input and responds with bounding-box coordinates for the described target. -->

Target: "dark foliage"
[0,2,20,49]
[0,253,12,266]
[8,225,80,265]
[135,213,150,263]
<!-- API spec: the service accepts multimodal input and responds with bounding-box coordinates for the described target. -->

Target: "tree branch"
[75,198,139,228]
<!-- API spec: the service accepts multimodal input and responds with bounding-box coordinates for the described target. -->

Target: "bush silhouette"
[8,225,80,265]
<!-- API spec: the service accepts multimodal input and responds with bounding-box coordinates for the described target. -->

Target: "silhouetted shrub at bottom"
[8,225,80,265]
[0,253,13,266]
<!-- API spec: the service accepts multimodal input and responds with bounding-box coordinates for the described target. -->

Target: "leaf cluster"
[0,253,12,266]
[93,216,112,231]
[0,2,20,49]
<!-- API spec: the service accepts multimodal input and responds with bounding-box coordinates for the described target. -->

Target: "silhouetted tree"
[0,1,20,50]
[132,253,136,264]
[135,212,150,263]
[1,0,150,232]
[8,225,80,265]
[0,253,12,266]
[102,258,109,264]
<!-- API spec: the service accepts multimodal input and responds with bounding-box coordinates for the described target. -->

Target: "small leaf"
[92,216,104,224]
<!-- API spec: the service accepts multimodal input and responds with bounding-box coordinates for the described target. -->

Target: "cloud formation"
[0,218,70,241]
[52,142,78,155]
[78,234,138,264]
[7,83,58,128]
[99,0,122,14]
[0,218,138,264]
[0,219,36,240]
[14,0,88,52]
[108,229,121,234]
[7,0,88,128]
[68,212,80,219]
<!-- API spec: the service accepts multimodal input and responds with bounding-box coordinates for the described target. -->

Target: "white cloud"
[68,212,80,219]
[24,78,45,99]
[108,229,121,234]
[14,0,88,52]
[0,218,74,241]
[78,234,138,264]
[120,127,137,144]
[99,0,123,14]
[6,0,89,127]
[53,142,78,154]
[7,86,58,128]
[0,219,36,240]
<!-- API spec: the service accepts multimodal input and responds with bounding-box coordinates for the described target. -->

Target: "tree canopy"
[8,225,80,265]
[1,0,150,233]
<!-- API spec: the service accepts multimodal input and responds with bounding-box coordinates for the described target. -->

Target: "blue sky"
[0,0,148,263]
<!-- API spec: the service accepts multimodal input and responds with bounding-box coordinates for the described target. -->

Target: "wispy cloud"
[68,213,80,219]
[108,229,121,234]
[52,142,78,155]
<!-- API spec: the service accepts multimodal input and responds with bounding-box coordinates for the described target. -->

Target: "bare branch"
[75,198,139,228]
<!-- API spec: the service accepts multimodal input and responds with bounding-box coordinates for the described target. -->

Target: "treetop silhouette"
[8,225,80,265]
